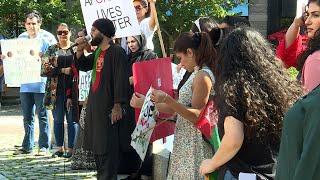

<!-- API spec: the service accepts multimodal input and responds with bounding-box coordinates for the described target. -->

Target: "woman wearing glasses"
[276,0,320,94]
[133,0,156,50]
[41,23,77,158]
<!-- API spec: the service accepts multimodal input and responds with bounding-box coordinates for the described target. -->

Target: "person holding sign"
[41,23,78,158]
[133,0,157,50]
[276,0,320,94]
[75,18,130,180]
[118,34,157,180]
[128,34,157,86]
[13,10,57,156]
[131,31,216,179]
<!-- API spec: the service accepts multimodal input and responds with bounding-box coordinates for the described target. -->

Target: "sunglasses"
[134,5,145,11]
[57,30,69,35]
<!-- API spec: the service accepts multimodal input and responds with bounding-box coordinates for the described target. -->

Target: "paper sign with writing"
[296,0,308,17]
[131,87,157,160]
[171,63,186,90]
[78,70,92,101]
[80,0,141,38]
[1,39,41,87]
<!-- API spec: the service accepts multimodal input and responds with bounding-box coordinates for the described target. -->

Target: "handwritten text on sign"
[131,87,157,160]
[1,39,41,87]
[80,0,140,38]
[79,70,92,101]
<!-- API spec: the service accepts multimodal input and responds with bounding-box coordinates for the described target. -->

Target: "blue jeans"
[52,95,77,148]
[224,170,237,180]
[20,92,49,151]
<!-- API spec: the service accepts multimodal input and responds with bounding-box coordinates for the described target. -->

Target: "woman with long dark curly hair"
[199,27,302,179]
[276,0,320,93]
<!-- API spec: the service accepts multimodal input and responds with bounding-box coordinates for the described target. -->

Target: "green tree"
[0,0,84,38]
[155,0,244,56]
[0,0,244,53]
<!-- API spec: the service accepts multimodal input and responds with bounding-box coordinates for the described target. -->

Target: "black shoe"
[63,152,73,158]
[13,149,32,155]
[121,174,141,180]
[52,151,64,158]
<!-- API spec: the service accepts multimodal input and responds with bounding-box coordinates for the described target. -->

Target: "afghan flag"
[195,100,221,180]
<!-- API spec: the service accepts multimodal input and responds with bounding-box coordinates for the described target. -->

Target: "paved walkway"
[0,105,128,180]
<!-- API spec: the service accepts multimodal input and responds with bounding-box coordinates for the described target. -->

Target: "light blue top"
[18,29,57,93]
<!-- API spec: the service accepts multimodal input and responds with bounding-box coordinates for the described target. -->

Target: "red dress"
[276,35,306,68]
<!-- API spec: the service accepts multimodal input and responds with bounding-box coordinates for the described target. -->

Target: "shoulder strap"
[199,66,215,96]
[199,66,215,84]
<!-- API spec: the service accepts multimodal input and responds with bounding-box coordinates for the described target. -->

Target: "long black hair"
[216,27,302,145]
[174,32,216,73]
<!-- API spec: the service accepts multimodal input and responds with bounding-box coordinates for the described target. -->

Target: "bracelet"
[162,93,168,103]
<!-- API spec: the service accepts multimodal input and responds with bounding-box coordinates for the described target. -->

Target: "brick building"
[249,0,297,36]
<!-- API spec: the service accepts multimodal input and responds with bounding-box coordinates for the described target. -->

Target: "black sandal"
[51,151,64,158]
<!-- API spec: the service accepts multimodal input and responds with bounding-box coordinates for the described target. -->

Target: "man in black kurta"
[75,18,130,180]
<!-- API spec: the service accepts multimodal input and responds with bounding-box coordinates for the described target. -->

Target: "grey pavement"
[0,105,129,180]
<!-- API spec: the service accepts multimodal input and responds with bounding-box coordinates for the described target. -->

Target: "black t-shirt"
[217,84,277,180]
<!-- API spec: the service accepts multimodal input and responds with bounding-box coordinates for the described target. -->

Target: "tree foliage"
[0,0,84,38]
[157,0,244,37]
[0,0,244,51]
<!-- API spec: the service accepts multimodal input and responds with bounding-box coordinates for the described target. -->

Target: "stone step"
[1,97,20,106]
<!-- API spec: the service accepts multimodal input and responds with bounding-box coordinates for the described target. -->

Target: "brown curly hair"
[215,27,302,146]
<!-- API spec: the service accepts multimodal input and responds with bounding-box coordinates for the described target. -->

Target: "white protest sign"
[1,39,41,87]
[131,87,157,160]
[79,70,92,101]
[239,173,257,180]
[80,0,141,38]
[153,134,174,155]
[296,0,308,17]
[171,63,186,90]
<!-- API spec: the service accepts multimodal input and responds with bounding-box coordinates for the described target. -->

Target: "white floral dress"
[167,67,215,180]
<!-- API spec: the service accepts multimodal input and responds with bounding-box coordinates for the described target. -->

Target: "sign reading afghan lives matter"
[0,39,41,87]
[78,70,92,101]
[80,0,141,38]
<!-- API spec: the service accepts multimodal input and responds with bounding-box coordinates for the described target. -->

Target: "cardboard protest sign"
[79,70,92,101]
[0,39,41,87]
[80,0,141,38]
[131,87,157,160]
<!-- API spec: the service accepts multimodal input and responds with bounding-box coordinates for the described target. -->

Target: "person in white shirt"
[133,0,157,50]
[121,0,157,53]
[13,10,57,156]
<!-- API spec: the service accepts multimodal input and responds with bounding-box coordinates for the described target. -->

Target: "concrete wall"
[249,0,268,36]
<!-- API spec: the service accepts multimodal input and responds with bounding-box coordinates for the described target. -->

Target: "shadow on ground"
[0,147,96,179]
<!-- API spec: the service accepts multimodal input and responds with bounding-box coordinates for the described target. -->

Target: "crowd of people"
[1,0,320,180]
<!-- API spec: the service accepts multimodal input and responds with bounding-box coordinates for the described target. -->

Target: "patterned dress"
[71,107,96,170]
[167,67,214,180]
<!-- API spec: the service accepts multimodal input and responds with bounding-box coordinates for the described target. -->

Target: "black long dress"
[76,42,131,179]
[118,47,158,176]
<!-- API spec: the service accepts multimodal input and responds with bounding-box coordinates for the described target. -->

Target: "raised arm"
[285,17,304,48]
[148,0,157,31]
[276,17,305,68]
